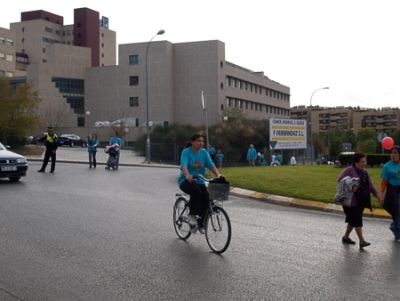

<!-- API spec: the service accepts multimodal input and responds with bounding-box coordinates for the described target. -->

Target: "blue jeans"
[88,151,97,167]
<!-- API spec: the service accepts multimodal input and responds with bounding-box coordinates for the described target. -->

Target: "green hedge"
[337,153,391,167]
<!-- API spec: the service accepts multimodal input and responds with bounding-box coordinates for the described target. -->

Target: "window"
[6,54,13,62]
[6,39,13,46]
[45,27,53,33]
[129,76,139,86]
[0,53,4,60]
[0,37,4,44]
[129,97,139,107]
[129,55,139,65]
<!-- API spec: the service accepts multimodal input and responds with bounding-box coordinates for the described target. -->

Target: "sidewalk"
[26,148,391,220]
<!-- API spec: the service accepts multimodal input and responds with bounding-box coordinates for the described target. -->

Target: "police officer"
[37,127,58,173]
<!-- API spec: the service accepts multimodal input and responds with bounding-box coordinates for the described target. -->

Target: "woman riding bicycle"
[178,134,222,232]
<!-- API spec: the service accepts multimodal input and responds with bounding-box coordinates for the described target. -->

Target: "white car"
[0,142,28,182]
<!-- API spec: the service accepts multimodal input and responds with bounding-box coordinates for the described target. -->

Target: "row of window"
[0,52,13,61]
[0,70,13,77]
[227,76,289,101]
[44,27,72,36]
[0,37,13,46]
[226,97,290,116]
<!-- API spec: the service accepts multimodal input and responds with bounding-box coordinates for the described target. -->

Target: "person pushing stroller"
[106,132,122,170]
[104,142,120,170]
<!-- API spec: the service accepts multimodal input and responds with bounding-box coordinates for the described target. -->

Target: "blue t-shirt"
[88,138,99,152]
[216,153,225,163]
[209,146,216,156]
[109,136,122,147]
[247,148,257,160]
[178,147,215,186]
[381,160,400,186]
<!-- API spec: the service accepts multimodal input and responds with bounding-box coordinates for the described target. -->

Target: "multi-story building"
[3,7,290,144]
[291,106,399,134]
[0,27,17,77]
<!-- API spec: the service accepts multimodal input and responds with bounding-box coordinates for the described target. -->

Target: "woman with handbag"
[337,152,382,249]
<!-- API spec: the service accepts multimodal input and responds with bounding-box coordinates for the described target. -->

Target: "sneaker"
[198,227,205,234]
[187,215,197,226]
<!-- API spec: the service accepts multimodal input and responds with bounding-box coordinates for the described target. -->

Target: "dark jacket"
[39,134,58,152]
[337,165,378,211]
[383,183,400,219]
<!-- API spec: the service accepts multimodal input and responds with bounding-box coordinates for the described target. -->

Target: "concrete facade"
[3,7,290,144]
[0,27,16,77]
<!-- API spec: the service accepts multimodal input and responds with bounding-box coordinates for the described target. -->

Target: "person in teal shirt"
[109,132,122,169]
[179,134,222,233]
[216,149,226,168]
[87,133,99,168]
[380,145,400,241]
[247,144,257,166]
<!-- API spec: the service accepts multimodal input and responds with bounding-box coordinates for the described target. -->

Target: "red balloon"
[382,137,394,150]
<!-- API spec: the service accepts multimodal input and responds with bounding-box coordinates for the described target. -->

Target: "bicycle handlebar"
[192,174,225,182]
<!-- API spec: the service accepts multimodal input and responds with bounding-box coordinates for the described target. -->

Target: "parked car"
[58,134,87,147]
[30,132,46,145]
[0,142,28,182]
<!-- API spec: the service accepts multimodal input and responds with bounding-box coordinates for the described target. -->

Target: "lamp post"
[146,29,165,164]
[85,111,90,137]
[201,91,210,153]
[309,87,329,164]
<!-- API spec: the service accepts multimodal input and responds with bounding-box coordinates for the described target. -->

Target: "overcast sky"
[2,0,399,109]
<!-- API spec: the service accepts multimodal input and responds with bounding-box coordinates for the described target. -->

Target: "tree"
[355,128,378,153]
[0,77,42,145]
[40,100,72,129]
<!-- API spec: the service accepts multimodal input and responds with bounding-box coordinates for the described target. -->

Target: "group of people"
[208,143,226,168]
[37,128,123,172]
[337,146,400,248]
[37,128,400,247]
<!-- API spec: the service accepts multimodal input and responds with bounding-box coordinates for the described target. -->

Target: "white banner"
[269,118,307,150]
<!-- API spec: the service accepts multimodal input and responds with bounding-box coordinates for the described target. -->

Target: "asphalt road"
[0,162,399,301]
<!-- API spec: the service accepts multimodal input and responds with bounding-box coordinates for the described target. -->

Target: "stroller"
[104,143,120,170]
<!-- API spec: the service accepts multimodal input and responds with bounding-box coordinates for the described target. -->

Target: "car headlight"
[17,158,27,163]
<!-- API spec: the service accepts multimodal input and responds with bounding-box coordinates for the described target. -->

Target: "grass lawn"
[216,165,383,208]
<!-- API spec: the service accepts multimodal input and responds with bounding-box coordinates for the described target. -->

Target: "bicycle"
[173,175,232,254]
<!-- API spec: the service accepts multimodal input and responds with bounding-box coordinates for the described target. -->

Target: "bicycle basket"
[208,182,230,201]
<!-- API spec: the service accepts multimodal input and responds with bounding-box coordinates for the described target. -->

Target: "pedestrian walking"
[247,144,257,166]
[380,145,400,242]
[109,132,122,169]
[87,133,99,168]
[216,149,226,168]
[337,152,382,249]
[37,127,58,173]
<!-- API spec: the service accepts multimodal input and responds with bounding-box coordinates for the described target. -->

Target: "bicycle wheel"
[204,205,231,254]
[173,197,192,240]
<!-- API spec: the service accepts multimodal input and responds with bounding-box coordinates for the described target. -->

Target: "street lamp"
[146,29,165,164]
[310,87,329,164]
[85,111,90,136]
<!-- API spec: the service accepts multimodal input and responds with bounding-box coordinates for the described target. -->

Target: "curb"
[27,157,391,220]
[230,187,391,220]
